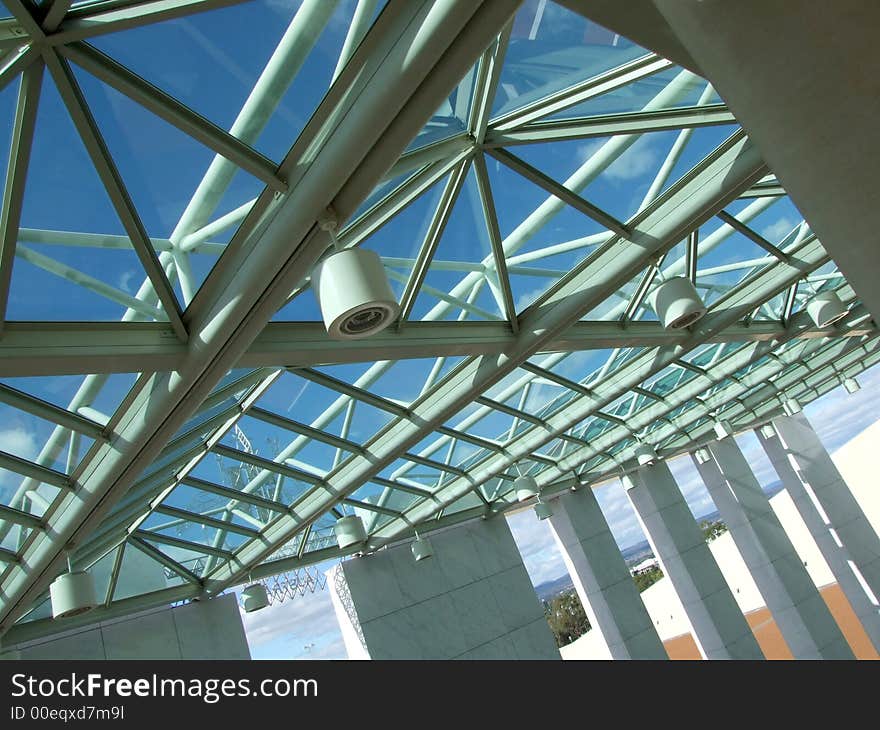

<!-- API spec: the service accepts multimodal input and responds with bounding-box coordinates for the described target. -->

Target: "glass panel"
[492,0,645,118]
[87,0,375,162]
[12,73,170,322]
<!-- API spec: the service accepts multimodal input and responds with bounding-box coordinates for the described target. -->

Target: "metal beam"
[0,60,42,330]
[716,209,789,262]
[3,305,870,378]
[49,0,252,44]
[58,42,285,190]
[0,383,106,440]
[486,146,631,238]
[490,53,673,131]
[484,105,736,146]
[0,0,521,635]
[201,130,767,592]
[42,50,188,342]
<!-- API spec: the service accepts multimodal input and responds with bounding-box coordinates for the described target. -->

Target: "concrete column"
[624,462,764,659]
[648,0,880,321]
[328,517,559,660]
[693,439,854,659]
[547,487,667,659]
[771,413,880,602]
[756,424,880,652]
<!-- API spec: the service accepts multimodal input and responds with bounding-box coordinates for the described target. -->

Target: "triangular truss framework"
[0,0,875,638]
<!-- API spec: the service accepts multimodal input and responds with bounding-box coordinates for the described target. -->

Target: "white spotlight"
[843,377,860,394]
[50,570,97,620]
[514,475,539,502]
[652,276,707,330]
[241,583,270,613]
[534,501,553,521]
[311,248,400,340]
[634,442,658,466]
[759,423,776,439]
[411,536,433,562]
[806,290,848,328]
[334,514,367,549]
[714,419,734,440]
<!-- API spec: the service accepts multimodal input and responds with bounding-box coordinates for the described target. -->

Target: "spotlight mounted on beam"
[50,557,97,620]
[634,442,659,466]
[534,497,553,521]
[652,276,707,330]
[334,514,367,550]
[713,418,734,440]
[514,474,539,502]
[241,581,270,613]
[311,208,399,340]
[411,529,433,562]
[806,289,848,328]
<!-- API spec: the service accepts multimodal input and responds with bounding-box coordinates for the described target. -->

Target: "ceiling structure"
[0,0,876,640]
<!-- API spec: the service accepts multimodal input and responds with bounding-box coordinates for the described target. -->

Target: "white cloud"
[0,427,37,462]
[578,136,659,183]
[118,270,137,294]
[239,576,347,660]
[760,216,796,243]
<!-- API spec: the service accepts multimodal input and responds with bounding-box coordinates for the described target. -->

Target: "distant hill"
[533,479,784,601]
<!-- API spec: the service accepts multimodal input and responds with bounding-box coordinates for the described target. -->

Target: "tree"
[544,590,591,647]
[632,565,664,592]
[700,518,728,542]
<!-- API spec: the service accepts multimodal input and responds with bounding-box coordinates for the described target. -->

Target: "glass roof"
[0,0,875,633]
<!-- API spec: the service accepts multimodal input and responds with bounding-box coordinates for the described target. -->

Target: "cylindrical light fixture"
[311,248,400,340]
[534,500,553,521]
[693,447,711,465]
[806,290,848,328]
[634,442,658,466]
[411,535,433,562]
[241,582,270,613]
[713,419,734,440]
[783,396,802,415]
[514,475,539,502]
[843,377,860,394]
[334,514,367,549]
[652,276,707,330]
[50,570,97,619]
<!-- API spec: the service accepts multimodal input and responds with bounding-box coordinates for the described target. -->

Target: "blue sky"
[239,361,880,660]
[0,0,870,658]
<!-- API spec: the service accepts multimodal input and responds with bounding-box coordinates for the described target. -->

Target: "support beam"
[755,425,880,653]
[692,439,854,659]
[2,318,869,377]
[0,0,523,636]
[624,461,764,659]
[769,413,880,605]
[648,0,880,323]
[547,487,667,659]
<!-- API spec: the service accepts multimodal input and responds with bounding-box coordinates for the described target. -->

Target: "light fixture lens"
[241,583,270,613]
[50,571,97,619]
[514,475,539,502]
[652,276,707,330]
[334,514,367,549]
[311,248,400,340]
